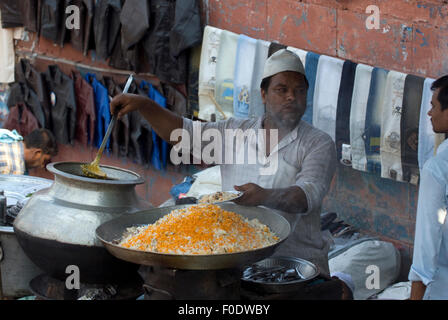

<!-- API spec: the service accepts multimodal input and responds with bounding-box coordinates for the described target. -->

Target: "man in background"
[0,128,58,175]
[409,75,448,300]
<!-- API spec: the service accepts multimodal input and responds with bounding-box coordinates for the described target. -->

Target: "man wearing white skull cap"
[110,48,337,276]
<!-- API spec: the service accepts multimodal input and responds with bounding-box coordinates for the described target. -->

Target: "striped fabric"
[197,25,439,185]
[313,55,345,142]
[365,68,389,175]
[233,34,257,118]
[335,60,357,162]
[249,39,270,119]
[0,141,25,175]
[215,30,239,118]
[350,64,374,172]
[304,52,320,124]
[380,71,406,182]
[198,26,222,121]
[402,75,424,184]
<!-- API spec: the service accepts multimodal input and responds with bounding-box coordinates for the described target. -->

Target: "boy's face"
[428,88,448,133]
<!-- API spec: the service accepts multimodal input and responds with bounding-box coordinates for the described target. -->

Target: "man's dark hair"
[24,129,58,156]
[431,75,448,111]
[260,76,272,92]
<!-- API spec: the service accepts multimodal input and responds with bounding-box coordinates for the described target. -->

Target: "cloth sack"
[329,239,401,300]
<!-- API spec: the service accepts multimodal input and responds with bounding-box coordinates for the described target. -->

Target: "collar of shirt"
[47,65,64,85]
[257,116,302,159]
[437,138,448,155]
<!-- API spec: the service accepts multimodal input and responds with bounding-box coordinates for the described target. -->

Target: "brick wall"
[206,0,448,78]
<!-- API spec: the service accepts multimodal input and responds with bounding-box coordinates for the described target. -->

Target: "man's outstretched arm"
[110,93,184,144]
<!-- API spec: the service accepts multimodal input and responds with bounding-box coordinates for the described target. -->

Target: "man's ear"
[261,88,266,104]
[32,148,43,160]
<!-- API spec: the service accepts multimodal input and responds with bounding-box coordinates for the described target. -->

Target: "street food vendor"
[0,128,58,175]
[110,49,337,276]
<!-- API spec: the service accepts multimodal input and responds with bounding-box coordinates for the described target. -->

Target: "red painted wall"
[206,0,448,79]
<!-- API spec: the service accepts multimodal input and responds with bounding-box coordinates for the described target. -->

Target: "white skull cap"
[262,49,306,80]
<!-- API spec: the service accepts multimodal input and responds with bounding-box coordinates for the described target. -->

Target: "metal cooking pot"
[14,162,152,284]
[96,203,291,270]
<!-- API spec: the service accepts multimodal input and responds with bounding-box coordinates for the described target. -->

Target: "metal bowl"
[96,203,291,270]
[241,256,320,293]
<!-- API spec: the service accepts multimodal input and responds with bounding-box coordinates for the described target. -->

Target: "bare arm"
[410,281,426,300]
[110,93,184,144]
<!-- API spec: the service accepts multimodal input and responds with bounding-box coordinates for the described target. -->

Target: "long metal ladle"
[81,74,134,179]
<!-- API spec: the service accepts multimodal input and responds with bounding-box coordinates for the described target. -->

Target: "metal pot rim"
[47,162,145,185]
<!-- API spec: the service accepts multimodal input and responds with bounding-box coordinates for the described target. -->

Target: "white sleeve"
[408,161,447,285]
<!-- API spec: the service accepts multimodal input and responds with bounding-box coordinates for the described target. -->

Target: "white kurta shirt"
[182,117,337,275]
[409,138,448,299]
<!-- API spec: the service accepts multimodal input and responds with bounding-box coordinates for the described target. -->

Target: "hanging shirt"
[139,81,168,170]
[303,52,320,125]
[40,0,64,44]
[72,71,96,147]
[149,84,168,170]
[409,138,448,300]
[365,67,389,175]
[215,30,239,118]
[313,55,344,142]
[335,60,357,162]
[3,102,40,138]
[45,65,77,145]
[7,82,45,129]
[20,0,40,33]
[15,59,51,129]
[85,73,110,150]
[380,71,406,182]
[402,75,424,185]
[198,26,222,121]
[233,34,257,119]
[249,39,270,119]
[0,1,23,28]
[0,12,24,83]
[350,64,374,172]
[62,0,94,55]
[93,0,122,60]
